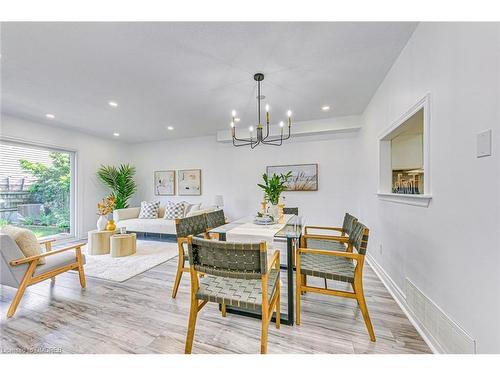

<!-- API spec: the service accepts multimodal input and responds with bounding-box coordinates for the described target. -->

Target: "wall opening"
[377,94,431,206]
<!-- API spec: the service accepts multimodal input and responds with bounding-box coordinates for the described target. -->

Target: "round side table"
[88,230,117,255]
[110,233,137,257]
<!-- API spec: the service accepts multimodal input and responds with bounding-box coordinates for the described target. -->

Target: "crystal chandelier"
[230,73,292,148]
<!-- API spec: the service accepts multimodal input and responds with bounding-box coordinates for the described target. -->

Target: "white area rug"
[81,240,179,282]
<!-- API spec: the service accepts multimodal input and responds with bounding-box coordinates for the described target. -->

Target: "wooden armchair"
[0,233,86,318]
[283,207,299,215]
[185,236,280,354]
[296,221,376,342]
[172,214,209,298]
[301,213,358,288]
[303,212,358,250]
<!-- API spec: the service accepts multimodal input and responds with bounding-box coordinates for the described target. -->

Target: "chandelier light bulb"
[230,121,235,128]
[279,121,284,128]
[231,110,237,117]
[249,126,254,132]
[265,104,270,112]
[287,110,292,117]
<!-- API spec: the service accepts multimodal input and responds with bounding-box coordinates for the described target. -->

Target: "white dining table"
[208,214,302,326]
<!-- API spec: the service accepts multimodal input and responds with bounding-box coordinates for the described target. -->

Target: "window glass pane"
[0,142,72,239]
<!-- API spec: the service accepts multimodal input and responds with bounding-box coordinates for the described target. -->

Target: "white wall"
[359,23,500,353]
[131,132,361,226]
[0,115,127,238]
[3,22,499,354]
[391,133,423,170]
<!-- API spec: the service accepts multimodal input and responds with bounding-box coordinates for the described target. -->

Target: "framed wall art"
[154,170,176,196]
[266,163,318,191]
[178,169,201,196]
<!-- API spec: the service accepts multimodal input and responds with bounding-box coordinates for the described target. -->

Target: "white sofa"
[113,205,216,236]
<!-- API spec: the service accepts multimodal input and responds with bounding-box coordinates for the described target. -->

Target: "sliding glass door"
[0,140,75,239]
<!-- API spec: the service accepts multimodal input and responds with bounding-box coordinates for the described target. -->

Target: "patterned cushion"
[283,207,299,215]
[196,269,279,310]
[342,213,358,236]
[349,222,369,255]
[175,214,208,238]
[138,201,160,219]
[305,238,347,252]
[189,237,266,279]
[164,201,186,219]
[206,209,225,229]
[299,253,355,283]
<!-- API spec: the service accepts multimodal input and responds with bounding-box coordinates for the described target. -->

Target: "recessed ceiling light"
[45,113,55,119]
[167,126,174,131]
[108,101,119,108]
[113,132,120,137]
[321,105,330,112]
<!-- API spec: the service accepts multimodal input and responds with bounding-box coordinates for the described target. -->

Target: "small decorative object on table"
[97,214,107,231]
[277,202,285,224]
[97,194,116,231]
[254,212,276,225]
[106,219,116,231]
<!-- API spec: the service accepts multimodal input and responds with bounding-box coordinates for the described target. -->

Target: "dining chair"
[205,209,226,240]
[303,212,357,251]
[283,207,299,215]
[301,213,358,288]
[172,214,209,298]
[184,236,280,354]
[1,232,86,318]
[296,221,376,342]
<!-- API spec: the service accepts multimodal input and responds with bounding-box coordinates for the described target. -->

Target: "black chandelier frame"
[231,73,292,148]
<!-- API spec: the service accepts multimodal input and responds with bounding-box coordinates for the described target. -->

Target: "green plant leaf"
[97,164,137,209]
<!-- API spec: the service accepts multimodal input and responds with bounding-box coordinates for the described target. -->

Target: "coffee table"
[87,229,117,255]
[110,233,137,257]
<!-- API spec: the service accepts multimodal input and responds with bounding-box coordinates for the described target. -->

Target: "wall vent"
[405,278,476,353]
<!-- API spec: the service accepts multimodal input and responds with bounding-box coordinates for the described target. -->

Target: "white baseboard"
[366,254,443,354]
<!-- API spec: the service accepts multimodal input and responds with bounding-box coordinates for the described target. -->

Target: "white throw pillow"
[186,208,211,217]
[164,201,186,220]
[183,202,201,217]
[1,225,46,265]
[138,201,160,219]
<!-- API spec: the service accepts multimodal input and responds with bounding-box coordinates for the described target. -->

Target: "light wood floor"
[0,243,431,354]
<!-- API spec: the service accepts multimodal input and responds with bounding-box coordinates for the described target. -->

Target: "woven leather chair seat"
[305,238,347,252]
[299,253,355,283]
[196,269,279,310]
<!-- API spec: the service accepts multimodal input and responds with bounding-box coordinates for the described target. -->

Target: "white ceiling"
[1,22,417,143]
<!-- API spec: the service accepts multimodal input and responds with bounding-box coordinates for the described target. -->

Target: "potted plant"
[97,194,116,231]
[257,171,292,219]
[97,164,137,209]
